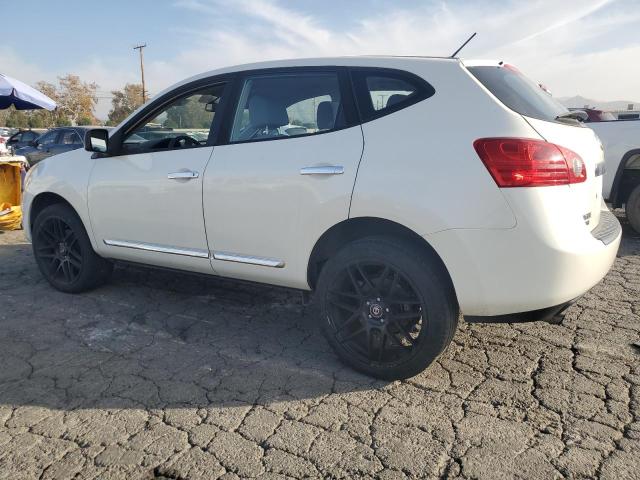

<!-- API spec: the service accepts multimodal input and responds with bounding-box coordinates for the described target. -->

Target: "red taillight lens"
[473,138,586,187]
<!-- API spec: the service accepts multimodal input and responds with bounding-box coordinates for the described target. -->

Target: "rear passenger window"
[351,69,435,122]
[229,72,347,143]
[61,131,82,145]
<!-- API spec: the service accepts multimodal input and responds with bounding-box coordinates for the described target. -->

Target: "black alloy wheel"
[32,203,113,293]
[326,261,425,366]
[316,236,458,380]
[34,216,83,285]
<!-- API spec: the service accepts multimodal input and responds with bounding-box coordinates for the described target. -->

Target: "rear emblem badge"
[370,304,384,318]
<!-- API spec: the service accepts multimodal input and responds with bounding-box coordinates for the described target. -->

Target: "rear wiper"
[555,111,586,123]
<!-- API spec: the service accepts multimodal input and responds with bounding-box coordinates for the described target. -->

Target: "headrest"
[386,94,408,108]
[317,101,334,130]
[249,96,289,128]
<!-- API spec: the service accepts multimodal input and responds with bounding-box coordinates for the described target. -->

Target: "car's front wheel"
[32,203,113,293]
[315,236,458,380]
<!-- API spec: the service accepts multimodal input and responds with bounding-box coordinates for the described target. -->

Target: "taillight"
[473,138,586,188]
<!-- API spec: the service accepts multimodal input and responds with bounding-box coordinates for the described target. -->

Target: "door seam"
[348,124,366,218]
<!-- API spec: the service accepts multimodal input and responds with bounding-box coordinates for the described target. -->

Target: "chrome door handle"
[300,165,344,175]
[167,170,199,180]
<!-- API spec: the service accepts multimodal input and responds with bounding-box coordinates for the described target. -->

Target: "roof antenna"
[450,32,477,58]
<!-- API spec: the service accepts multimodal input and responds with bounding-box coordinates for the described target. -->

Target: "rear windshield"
[468,65,568,123]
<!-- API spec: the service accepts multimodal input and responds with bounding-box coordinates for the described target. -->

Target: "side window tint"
[38,131,59,145]
[351,69,435,122]
[367,76,417,111]
[230,72,345,143]
[123,84,225,152]
[61,131,82,145]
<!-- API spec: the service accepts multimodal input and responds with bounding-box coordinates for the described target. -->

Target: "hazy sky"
[1,0,638,118]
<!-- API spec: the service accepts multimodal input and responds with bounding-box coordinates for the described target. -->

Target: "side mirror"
[205,101,217,113]
[85,128,109,153]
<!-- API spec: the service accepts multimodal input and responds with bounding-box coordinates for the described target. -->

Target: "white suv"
[22,57,621,379]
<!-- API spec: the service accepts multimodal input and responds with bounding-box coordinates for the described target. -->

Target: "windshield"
[468,64,569,123]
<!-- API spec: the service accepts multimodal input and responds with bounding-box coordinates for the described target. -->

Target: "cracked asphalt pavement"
[0,215,638,479]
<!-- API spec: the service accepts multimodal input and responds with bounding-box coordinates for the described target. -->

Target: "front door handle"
[168,170,199,180]
[300,165,344,175]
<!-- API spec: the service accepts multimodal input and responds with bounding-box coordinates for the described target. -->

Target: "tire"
[315,236,458,380]
[626,184,640,234]
[32,203,113,293]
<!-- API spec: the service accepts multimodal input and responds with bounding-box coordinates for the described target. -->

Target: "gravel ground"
[0,216,638,480]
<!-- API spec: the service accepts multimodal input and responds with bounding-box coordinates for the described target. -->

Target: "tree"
[27,81,61,128]
[163,95,212,129]
[107,83,143,126]
[4,109,29,128]
[55,74,98,126]
[0,75,99,128]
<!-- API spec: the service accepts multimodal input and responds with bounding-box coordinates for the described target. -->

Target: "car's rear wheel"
[626,184,640,234]
[315,236,458,380]
[32,203,113,293]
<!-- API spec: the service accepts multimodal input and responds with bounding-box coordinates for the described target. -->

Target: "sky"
[1,0,639,119]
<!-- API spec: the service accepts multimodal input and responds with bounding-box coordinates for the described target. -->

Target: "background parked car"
[568,107,616,122]
[0,127,18,137]
[6,129,45,150]
[568,108,640,232]
[15,126,95,165]
[0,127,16,153]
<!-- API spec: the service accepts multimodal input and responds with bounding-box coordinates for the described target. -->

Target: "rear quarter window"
[468,65,568,123]
[350,68,435,122]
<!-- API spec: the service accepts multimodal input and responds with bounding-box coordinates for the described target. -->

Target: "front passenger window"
[123,84,225,152]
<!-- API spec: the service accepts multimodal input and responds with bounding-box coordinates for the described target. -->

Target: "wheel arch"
[307,216,457,297]
[610,148,640,207]
[29,192,78,235]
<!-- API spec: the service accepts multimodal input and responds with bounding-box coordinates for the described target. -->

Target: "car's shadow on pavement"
[612,209,640,257]
[1,217,638,413]
[0,242,386,412]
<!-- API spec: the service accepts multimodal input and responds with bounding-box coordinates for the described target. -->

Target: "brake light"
[473,138,586,187]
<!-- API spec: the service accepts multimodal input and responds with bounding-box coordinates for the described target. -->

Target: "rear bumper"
[590,210,621,245]
[426,208,621,317]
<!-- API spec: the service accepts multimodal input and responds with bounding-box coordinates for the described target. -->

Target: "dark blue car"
[16,127,94,165]
[6,129,44,149]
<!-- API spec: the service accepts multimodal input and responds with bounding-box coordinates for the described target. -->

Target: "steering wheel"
[168,135,199,149]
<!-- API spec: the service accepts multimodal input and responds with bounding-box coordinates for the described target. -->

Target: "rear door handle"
[168,170,199,180]
[300,165,344,175]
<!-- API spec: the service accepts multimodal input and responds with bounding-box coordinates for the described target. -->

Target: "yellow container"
[0,161,23,231]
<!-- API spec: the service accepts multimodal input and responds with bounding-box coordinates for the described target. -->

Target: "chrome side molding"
[300,165,344,175]
[168,170,199,180]
[103,239,210,258]
[103,240,285,268]
[212,251,285,268]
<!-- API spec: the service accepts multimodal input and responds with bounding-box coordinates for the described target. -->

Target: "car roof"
[159,55,460,99]
[47,126,103,132]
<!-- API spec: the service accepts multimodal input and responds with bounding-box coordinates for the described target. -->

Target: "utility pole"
[133,43,147,103]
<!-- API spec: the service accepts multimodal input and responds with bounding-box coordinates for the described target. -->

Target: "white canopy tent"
[0,73,56,111]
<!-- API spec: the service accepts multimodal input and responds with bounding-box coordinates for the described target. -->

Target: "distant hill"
[558,95,639,111]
